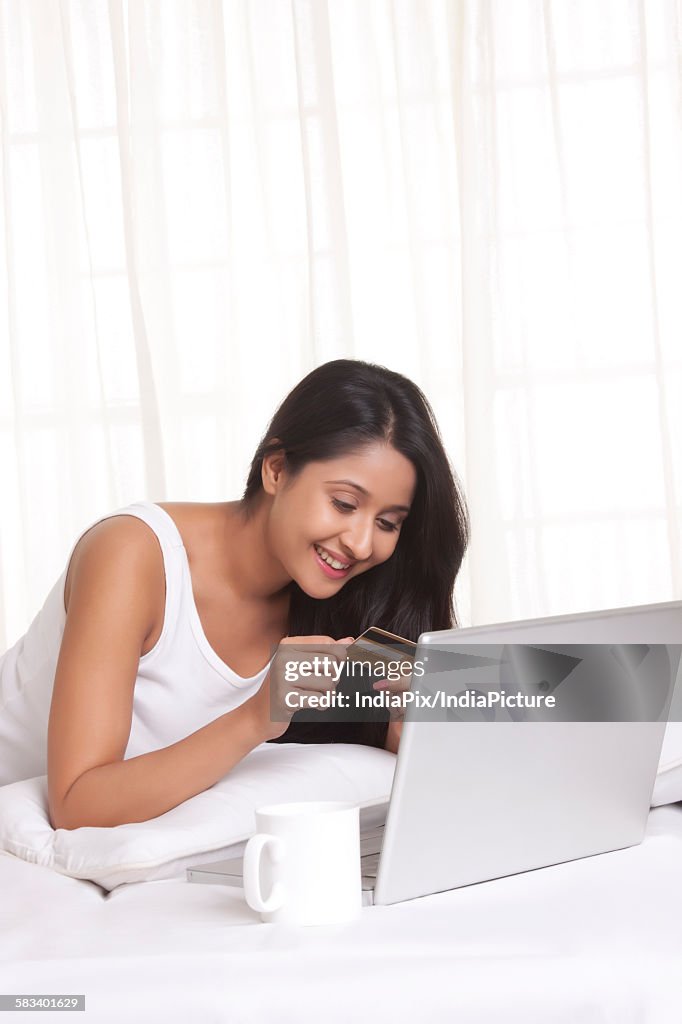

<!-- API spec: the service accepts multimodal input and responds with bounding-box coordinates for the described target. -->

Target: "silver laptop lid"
[419,600,682,645]
[372,601,682,906]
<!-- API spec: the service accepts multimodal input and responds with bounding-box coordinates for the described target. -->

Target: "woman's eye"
[331,498,356,513]
[378,519,400,533]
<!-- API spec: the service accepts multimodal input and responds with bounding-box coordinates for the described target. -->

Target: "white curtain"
[0,0,680,650]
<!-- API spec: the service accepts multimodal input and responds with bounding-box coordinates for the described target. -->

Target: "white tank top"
[0,501,275,787]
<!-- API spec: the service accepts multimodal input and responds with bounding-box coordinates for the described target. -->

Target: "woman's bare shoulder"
[156,501,238,552]
[64,514,165,615]
[156,500,232,526]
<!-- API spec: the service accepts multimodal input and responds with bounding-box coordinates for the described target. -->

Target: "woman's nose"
[341,519,373,562]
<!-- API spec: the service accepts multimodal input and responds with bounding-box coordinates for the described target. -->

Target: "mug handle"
[243,833,286,914]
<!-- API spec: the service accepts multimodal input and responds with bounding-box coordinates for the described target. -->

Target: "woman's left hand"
[384,718,403,754]
[372,664,413,723]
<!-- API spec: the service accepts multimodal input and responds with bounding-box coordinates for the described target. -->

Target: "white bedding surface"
[2,804,682,1023]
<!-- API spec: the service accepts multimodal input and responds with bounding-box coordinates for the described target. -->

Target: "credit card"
[346,627,417,672]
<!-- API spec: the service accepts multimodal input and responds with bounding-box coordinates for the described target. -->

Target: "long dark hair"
[241,359,470,749]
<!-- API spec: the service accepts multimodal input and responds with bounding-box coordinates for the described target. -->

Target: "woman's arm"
[47,518,271,830]
[373,672,409,755]
[384,718,403,754]
[54,702,269,829]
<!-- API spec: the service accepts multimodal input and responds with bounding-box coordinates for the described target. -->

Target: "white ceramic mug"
[242,801,362,926]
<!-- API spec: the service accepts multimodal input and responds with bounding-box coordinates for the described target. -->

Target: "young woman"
[0,359,469,829]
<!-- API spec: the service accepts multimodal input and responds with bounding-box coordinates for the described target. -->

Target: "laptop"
[187,600,682,906]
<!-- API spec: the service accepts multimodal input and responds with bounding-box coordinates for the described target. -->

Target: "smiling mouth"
[314,543,353,571]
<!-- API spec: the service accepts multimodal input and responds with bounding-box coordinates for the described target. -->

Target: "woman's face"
[264,443,417,599]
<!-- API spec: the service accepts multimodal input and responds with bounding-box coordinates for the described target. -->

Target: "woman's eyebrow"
[324,479,410,513]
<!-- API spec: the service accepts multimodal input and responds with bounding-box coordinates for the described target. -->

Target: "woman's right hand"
[245,635,354,741]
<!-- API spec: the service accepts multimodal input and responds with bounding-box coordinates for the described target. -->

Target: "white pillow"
[651,722,682,807]
[0,742,395,891]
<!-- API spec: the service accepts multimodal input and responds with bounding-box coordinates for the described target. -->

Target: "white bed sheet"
[1,804,682,1024]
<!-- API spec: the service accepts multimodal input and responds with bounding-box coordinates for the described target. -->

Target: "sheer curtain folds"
[0,0,680,650]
